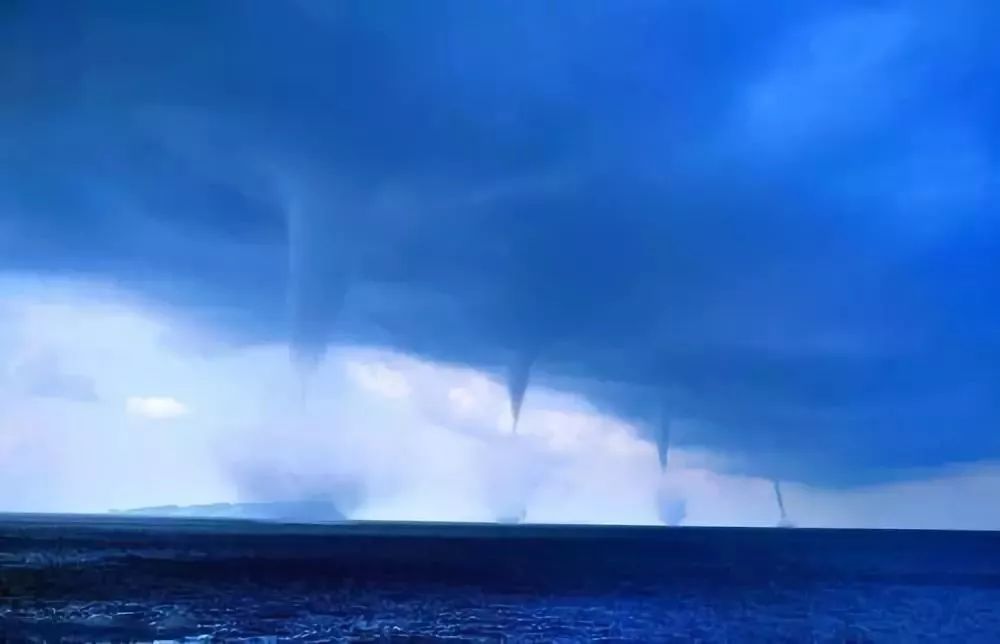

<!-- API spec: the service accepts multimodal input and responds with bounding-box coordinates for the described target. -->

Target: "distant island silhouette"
[114,500,346,523]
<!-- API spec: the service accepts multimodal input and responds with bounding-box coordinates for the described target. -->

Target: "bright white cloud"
[4,274,1000,529]
[126,396,190,420]
[343,359,412,399]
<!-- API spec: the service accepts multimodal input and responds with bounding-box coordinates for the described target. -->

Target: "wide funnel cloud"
[3,1,1000,486]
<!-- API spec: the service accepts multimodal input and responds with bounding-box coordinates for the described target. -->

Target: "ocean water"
[2,515,1000,642]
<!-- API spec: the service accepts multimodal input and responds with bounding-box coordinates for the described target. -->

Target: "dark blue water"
[2,514,1000,641]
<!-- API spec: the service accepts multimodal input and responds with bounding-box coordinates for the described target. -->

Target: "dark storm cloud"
[2,1,999,484]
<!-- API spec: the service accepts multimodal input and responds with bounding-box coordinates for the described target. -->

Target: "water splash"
[496,507,527,525]
[657,490,687,527]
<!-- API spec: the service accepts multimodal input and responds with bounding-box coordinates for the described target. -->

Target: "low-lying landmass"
[112,499,346,523]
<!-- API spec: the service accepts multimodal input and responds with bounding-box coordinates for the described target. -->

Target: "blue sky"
[2,1,1000,526]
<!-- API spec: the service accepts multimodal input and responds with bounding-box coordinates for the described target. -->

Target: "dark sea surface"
[2,515,1000,642]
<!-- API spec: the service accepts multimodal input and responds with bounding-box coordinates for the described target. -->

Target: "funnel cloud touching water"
[3,1,1000,523]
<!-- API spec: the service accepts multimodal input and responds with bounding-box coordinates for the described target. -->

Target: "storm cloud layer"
[3,1,1000,485]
